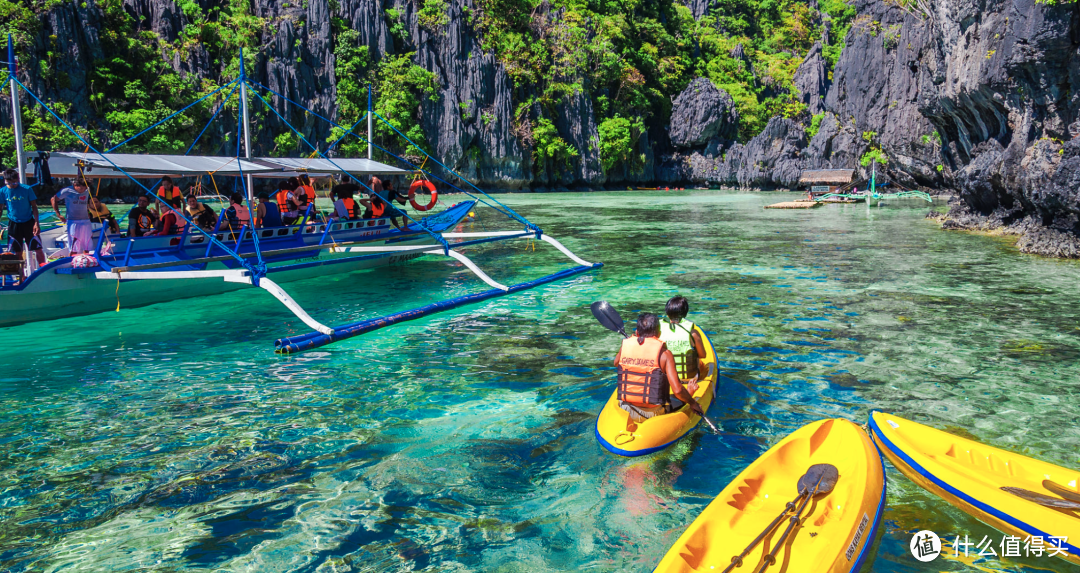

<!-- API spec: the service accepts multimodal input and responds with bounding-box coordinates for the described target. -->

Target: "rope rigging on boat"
[0,40,601,350]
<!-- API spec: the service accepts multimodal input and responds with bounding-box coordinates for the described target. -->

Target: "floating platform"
[764,200,822,209]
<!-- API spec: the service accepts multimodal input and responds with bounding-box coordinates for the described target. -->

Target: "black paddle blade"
[1002,487,1080,510]
[590,301,628,338]
[1042,480,1080,504]
[798,464,839,496]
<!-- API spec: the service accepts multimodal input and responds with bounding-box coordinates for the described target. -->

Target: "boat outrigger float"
[1,41,601,352]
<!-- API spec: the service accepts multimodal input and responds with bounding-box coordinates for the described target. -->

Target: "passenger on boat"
[383,178,410,229]
[185,194,218,231]
[331,184,364,221]
[0,168,45,268]
[224,193,250,230]
[294,190,317,223]
[255,191,283,228]
[368,175,407,230]
[147,197,186,236]
[88,196,121,234]
[613,312,704,422]
[298,174,316,205]
[155,176,182,214]
[660,295,707,384]
[127,195,158,238]
[275,180,300,226]
[51,178,93,253]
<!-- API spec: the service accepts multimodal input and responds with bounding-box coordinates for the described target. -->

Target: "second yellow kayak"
[655,418,886,572]
[869,411,1080,564]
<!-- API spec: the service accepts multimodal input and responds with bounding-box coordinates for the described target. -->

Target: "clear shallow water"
[2,190,1079,572]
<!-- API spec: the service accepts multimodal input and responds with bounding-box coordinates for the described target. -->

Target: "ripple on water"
[1,191,1080,572]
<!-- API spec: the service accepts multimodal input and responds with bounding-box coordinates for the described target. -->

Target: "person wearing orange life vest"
[155,176,182,215]
[298,174,316,204]
[330,183,367,220]
[224,192,250,231]
[274,180,300,225]
[147,197,186,236]
[614,312,704,422]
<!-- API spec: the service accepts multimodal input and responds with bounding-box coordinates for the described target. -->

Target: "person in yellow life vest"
[660,295,708,383]
[614,313,704,422]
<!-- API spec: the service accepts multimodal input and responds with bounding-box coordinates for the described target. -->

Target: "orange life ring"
[408,180,437,211]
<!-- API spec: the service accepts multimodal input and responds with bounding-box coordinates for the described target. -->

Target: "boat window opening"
[262,230,273,238]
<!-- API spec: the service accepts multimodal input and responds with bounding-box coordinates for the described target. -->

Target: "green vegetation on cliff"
[0,0,857,176]
[469,0,853,173]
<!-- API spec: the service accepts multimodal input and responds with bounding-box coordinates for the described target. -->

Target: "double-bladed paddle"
[590,301,721,433]
[1043,479,1080,503]
[590,301,628,338]
[1001,486,1080,510]
[723,464,840,573]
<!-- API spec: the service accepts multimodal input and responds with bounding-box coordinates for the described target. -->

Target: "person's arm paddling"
[661,348,704,416]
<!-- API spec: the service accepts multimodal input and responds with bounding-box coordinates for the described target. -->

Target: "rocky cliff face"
[9,0,1080,255]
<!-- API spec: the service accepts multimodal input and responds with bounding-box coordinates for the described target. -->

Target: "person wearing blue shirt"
[0,168,44,271]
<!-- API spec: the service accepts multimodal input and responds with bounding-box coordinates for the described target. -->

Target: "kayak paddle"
[723,463,839,573]
[1001,486,1080,510]
[591,300,628,338]
[590,300,721,433]
[1043,479,1080,504]
[755,463,840,572]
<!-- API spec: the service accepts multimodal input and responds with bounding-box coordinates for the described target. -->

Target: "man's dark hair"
[186,193,198,201]
[73,178,88,188]
[3,168,19,181]
[279,179,293,190]
[666,295,689,320]
[636,312,661,342]
[231,192,244,204]
[161,176,173,184]
[137,195,149,204]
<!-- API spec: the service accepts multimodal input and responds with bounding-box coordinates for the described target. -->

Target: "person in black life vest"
[127,195,158,237]
[614,312,704,422]
[660,295,708,384]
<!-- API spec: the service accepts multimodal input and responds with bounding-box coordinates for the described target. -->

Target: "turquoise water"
[2,190,1079,572]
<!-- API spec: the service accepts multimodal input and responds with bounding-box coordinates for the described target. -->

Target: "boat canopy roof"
[254,157,410,177]
[26,152,409,179]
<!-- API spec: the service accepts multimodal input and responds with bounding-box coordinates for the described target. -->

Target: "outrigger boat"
[1,41,601,351]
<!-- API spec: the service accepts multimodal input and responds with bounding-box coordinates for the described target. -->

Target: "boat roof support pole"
[367,84,372,160]
[240,49,253,205]
[8,35,25,184]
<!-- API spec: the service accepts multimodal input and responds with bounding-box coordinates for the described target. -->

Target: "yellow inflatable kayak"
[869,411,1080,564]
[655,418,885,572]
[595,325,717,456]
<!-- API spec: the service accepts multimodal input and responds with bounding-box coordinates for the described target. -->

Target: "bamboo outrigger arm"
[96,268,335,335]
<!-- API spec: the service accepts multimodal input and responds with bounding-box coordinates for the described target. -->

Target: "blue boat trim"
[850,434,888,573]
[868,415,1080,557]
[594,330,717,457]
[276,262,603,353]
